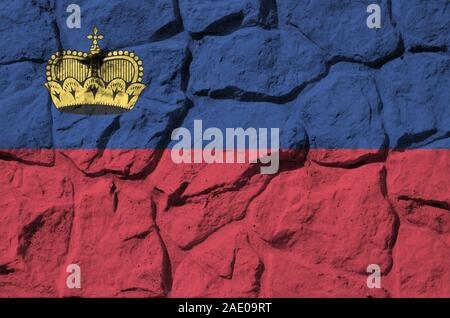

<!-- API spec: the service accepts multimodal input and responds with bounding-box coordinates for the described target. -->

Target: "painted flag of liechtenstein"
[0,0,448,299]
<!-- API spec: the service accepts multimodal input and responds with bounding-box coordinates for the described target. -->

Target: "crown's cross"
[87,27,104,54]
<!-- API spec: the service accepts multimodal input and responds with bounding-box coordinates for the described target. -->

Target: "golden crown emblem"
[45,27,146,113]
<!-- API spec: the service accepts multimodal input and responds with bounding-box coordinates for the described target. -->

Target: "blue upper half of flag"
[0,0,448,150]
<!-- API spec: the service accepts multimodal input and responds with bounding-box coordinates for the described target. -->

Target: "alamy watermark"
[66,264,81,289]
[366,264,382,289]
[366,4,382,29]
[171,120,280,175]
[66,4,81,29]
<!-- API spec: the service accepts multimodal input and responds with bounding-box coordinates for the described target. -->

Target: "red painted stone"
[0,149,448,297]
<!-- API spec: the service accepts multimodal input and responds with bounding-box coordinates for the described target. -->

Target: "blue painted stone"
[393,0,450,49]
[0,0,448,156]
[377,53,450,149]
[0,0,57,63]
[287,0,400,63]
[297,63,386,163]
[55,0,178,51]
[189,27,327,98]
[180,0,260,35]
[0,62,52,149]
[169,96,308,153]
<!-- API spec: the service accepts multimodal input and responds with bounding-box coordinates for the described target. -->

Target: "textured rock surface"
[171,228,263,297]
[0,62,54,165]
[180,0,261,36]
[189,27,327,99]
[249,163,397,274]
[297,63,387,165]
[377,53,450,149]
[0,0,449,298]
[55,0,180,49]
[0,0,57,63]
[286,0,400,64]
[392,0,450,50]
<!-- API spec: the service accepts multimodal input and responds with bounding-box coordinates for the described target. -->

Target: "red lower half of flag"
[0,149,448,297]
